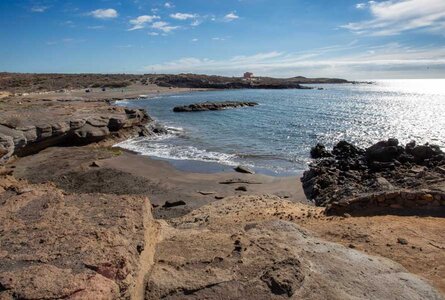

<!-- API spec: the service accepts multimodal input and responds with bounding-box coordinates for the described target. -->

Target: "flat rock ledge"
[0,176,158,299]
[173,101,258,112]
[0,100,152,164]
[145,195,443,299]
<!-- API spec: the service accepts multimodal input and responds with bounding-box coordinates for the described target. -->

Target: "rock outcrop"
[0,99,152,164]
[173,101,258,112]
[144,195,443,299]
[150,74,350,89]
[0,175,158,299]
[301,139,445,214]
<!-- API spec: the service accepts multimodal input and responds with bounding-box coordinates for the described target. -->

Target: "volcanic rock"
[173,101,258,112]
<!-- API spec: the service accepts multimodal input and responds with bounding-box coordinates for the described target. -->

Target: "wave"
[114,138,239,166]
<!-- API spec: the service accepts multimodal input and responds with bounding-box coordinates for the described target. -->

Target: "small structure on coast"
[243,72,254,80]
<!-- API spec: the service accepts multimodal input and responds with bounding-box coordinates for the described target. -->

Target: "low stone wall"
[325,189,445,216]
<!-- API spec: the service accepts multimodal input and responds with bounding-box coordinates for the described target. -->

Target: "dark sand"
[10,146,308,219]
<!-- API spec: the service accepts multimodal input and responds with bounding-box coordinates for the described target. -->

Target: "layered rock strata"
[0,99,151,164]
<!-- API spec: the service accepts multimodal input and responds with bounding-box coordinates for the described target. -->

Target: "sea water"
[116,79,445,175]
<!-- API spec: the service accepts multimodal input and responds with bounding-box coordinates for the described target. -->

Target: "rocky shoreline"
[1,76,444,299]
[1,73,355,95]
[0,97,161,164]
[301,139,445,215]
[173,101,258,112]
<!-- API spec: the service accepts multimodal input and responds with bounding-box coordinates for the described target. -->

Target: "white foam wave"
[114,138,238,166]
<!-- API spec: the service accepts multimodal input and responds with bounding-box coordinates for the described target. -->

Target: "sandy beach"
[10,145,307,219]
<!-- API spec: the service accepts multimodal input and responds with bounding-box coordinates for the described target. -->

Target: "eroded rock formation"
[0,99,151,164]
[0,175,158,299]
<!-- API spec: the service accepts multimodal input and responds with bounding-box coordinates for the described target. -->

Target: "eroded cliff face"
[0,98,151,164]
[0,173,159,299]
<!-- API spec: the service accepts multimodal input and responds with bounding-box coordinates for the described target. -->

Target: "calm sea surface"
[116,79,445,175]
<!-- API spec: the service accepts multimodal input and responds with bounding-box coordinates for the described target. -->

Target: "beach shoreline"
[1,75,444,298]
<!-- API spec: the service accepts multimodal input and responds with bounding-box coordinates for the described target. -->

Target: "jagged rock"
[332,140,364,159]
[0,134,14,163]
[51,122,70,135]
[235,186,248,191]
[87,117,109,127]
[310,143,332,159]
[234,165,255,174]
[16,126,38,143]
[410,145,442,162]
[108,116,126,131]
[302,139,445,209]
[375,176,395,190]
[366,139,403,162]
[70,119,87,129]
[36,124,53,140]
[163,200,186,208]
[73,124,110,142]
[0,125,27,148]
[173,101,258,112]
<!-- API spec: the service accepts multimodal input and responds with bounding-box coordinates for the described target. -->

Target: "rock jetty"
[173,101,258,112]
[302,139,445,215]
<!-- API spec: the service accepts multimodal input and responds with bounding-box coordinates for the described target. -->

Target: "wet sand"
[10,146,308,219]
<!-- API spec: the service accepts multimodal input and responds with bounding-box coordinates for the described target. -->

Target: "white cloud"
[212,37,225,41]
[224,12,239,22]
[151,21,180,33]
[191,19,202,26]
[128,15,160,31]
[343,0,445,36]
[191,38,198,42]
[164,2,174,8]
[148,32,159,36]
[142,44,445,79]
[90,8,118,19]
[170,13,197,20]
[31,6,49,13]
[355,3,367,9]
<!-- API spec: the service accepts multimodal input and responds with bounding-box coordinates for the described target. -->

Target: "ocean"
[115,79,445,176]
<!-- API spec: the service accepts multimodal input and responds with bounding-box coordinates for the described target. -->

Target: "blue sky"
[0,0,444,79]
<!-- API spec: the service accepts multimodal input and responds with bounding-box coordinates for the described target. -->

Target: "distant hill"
[0,72,350,93]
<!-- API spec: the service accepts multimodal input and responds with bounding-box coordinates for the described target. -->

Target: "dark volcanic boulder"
[365,139,403,162]
[332,141,364,159]
[173,101,258,112]
[302,139,445,209]
[310,143,332,159]
[410,144,443,162]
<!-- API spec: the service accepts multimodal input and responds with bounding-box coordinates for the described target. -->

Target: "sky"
[0,0,445,79]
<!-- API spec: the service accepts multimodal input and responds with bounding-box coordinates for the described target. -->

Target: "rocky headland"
[301,139,445,216]
[0,74,444,299]
[173,101,258,112]
[0,73,351,94]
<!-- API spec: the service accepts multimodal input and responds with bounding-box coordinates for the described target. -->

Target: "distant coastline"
[0,72,352,95]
